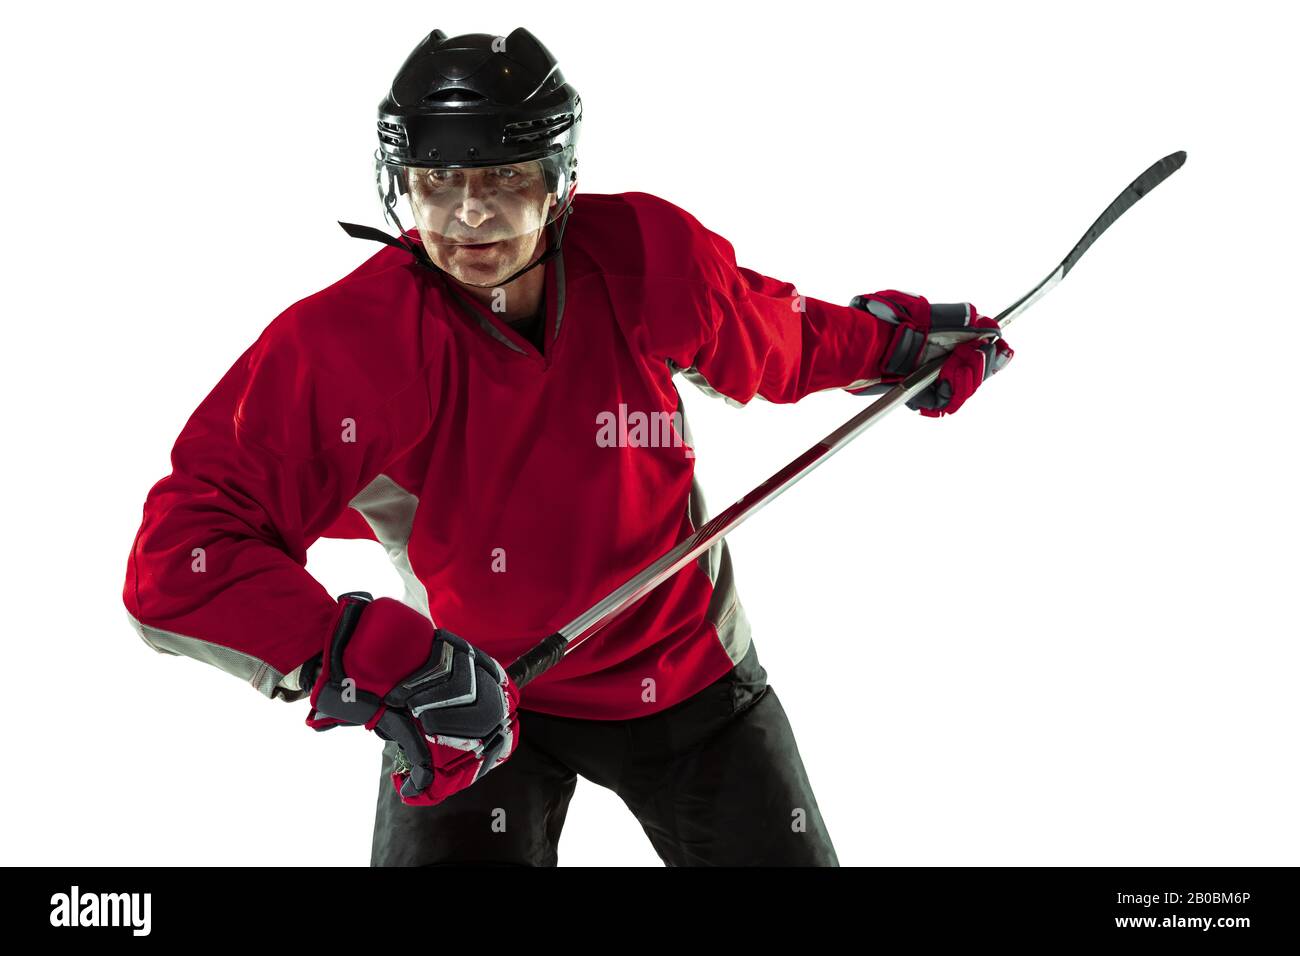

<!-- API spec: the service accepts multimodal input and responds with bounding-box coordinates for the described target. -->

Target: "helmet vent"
[504,111,576,145]
[422,88,487,104]
[377,120,409,149]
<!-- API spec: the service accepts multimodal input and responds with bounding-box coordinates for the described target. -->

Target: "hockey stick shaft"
[506,151,1186,689]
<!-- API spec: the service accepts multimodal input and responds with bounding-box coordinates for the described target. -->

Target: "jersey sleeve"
[637,194,897,405]
[123,299,433,701]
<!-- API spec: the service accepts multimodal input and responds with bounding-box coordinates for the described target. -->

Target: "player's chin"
[450,261,521,287]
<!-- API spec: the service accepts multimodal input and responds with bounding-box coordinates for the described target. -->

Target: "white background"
[2,0,1295,866]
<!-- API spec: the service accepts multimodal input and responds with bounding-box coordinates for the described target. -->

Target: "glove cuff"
[849,290,933,380]
[304,591,378,731]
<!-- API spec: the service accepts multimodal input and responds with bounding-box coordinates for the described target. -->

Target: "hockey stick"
[505,150,1187,689]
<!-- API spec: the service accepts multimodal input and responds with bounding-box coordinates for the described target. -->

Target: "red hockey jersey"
[124,191,900,719]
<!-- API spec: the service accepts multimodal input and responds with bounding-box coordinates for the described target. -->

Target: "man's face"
[406,162,556,287]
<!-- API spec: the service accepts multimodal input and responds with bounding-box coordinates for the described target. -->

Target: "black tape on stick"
[506,632,569,689]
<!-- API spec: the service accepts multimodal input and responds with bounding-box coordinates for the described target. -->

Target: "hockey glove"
[303,592,520,807]
[847,290,1013,417]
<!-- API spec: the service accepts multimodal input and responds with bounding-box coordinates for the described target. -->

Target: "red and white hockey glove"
[304,593,520,807]
[848,290,1014,417]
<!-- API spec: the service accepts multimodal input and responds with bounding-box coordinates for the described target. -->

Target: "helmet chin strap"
[337,202,574,290]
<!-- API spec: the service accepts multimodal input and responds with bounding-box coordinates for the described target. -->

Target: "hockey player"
[124,27,1012,866]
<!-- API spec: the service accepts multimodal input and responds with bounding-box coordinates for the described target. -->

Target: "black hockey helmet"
[339,27,582,289]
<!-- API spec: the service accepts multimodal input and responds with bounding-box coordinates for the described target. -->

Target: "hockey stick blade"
[506,151,1187,689]
[995,150,1185,328]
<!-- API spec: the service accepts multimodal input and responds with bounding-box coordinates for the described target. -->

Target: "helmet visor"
[376,151,573,287]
